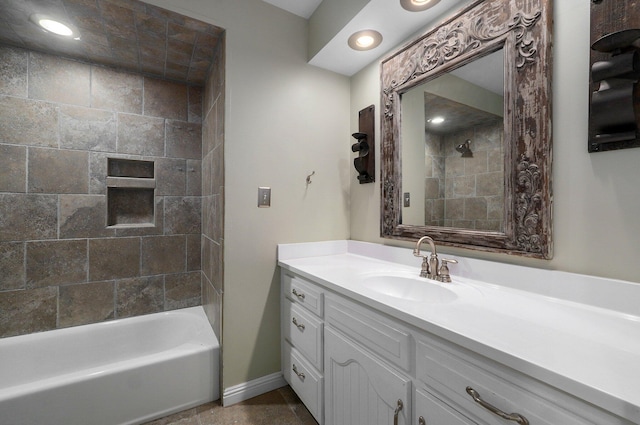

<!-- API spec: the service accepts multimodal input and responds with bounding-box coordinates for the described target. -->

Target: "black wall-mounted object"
[589,2,640,153]
[352,105,375,183]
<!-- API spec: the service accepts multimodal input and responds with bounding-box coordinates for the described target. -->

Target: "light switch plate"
[404,192,410,207]
[258,187,271,207]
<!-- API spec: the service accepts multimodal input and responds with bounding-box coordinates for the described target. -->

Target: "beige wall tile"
[91,66,143,114]
[166,120,202,159]
[187,234,201,272]
[156,158,187,195]
[165,271,202,310]
[0,242,25,291]
[0,145,26,192]
[116,275,164,318]
[0,194,57,242]
[141,235,186,275]
[28,148,89,194]
[188,86,203,123]
[59,194,114,238]
[28,52,90,106]
[89,237,141,281]
[0,45,27,97]
[116,113,165,156]
[0,287,57,338]
[164,196,201,235]
[0,96,58,147]
[59,105,117,151]
[59,281,115,327]
[26,240,88,288]
[143,77,188,120]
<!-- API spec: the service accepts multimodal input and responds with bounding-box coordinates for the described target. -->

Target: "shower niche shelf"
[107,159,156,228]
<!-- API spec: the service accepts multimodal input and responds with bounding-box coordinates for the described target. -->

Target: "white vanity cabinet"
[281,266,636,425]
[281,272,325,424]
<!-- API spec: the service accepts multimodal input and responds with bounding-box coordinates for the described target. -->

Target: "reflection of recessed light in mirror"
[348,30,383,51]
[428,116,445,124]
[400,0,441,12]
[30,14,80,39]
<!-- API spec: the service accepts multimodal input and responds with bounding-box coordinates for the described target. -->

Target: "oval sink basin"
[362,275,457,303]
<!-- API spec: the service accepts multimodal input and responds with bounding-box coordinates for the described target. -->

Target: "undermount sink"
[360,273,458,303]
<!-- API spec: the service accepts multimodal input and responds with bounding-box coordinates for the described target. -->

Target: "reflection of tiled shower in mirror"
[420,50,505,232]
[424,120,504,232]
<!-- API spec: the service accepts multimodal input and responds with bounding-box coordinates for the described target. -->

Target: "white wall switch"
[258,187,271,207]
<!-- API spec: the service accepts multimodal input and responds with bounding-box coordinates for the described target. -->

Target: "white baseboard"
[222,372,287,406]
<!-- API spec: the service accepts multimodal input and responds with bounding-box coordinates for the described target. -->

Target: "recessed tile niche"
[107,158,156,227]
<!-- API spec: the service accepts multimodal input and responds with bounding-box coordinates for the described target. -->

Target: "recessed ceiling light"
[428,116,445,124]
[400,0,441,12]
[30,14,79,39]
[348,30,383,51]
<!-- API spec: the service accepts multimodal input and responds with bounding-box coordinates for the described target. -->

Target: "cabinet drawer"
[416,338,588,425]
[283,272,324,317]
[415,387,474,425]
[283,342,323,424]
[283,299,323,370]
[325,293,411,372]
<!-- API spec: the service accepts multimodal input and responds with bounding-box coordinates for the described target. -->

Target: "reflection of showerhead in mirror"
[455,139,473,157]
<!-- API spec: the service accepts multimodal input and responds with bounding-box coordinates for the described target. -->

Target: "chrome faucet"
[413,236,457,282]
[413,236,438,279]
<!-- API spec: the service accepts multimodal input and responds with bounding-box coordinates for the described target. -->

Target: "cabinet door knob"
[466,387,529,425]
[418,416,426,425]
[292,288,305,299]
[292,317,305,330]
[292,363,305,380]
[393,399,403,425]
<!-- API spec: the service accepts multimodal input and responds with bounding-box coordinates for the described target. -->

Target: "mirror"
[380,0,553,258]
[400,49,505,231]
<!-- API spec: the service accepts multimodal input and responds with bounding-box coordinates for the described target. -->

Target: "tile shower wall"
[425,121,504,231]
[0,46,205,338]
[201,36,225,343]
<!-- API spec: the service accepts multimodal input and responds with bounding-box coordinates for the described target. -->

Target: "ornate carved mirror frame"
[380,0,553,259]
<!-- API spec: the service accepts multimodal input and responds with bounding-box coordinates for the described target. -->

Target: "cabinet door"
[415,387,476,425]
[324,327,411,425]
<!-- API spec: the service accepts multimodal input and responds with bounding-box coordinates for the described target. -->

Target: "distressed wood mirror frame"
[380,0,553,259]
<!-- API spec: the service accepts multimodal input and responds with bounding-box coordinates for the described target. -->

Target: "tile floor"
[143,386,318,425]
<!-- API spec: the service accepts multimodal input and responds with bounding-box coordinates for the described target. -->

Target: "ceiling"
[0,0,224,85]
[0,0,476,84]
[263,0,473,76]
[262,0,322,19]
[424,92,502,135]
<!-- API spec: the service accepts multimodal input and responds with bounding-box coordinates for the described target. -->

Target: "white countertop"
[277,240,640,423]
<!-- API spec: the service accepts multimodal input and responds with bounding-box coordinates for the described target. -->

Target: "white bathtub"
[0,306,220,425]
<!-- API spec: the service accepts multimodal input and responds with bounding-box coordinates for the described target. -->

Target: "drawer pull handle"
[292,317,305,330]
[292,288,306,299]
[292,363,305,380]
[393,399,403,425]
[466,387,529,425]
[418,416,426,425]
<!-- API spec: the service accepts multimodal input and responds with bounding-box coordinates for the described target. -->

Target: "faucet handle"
[419,256,429,278]
[437,258,458,283]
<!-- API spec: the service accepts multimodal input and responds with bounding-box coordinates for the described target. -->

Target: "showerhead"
[455,139,473,157]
